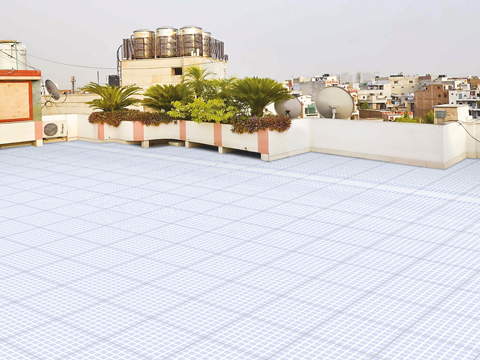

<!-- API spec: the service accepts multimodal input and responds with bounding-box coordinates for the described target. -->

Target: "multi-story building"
[389,74,420,95]
[414,84,450,119]
[449,88,480,119]
[358,81,392,110]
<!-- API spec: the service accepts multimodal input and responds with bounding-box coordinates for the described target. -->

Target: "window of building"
[172,67,183,76]
[394,81,399,84]
[438,94,442,98]
[409,81,413,83]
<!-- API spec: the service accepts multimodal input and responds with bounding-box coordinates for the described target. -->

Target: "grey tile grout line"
[0,155,414,359]
[5,155,479,251]
[1,155,479,317]
[158,156,480,358]
[2,149,478,246]
[3,158,480,304]
[260,170,480,359]
[368,271,480,359]
[0,143,480,358]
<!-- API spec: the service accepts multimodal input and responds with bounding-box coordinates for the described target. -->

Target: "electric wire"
[457,121,480,143]
[26,53,116,70]
[0,51,38,70]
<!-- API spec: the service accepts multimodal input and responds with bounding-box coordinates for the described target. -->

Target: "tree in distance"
[423,110,434,124]
[360,102,370,110]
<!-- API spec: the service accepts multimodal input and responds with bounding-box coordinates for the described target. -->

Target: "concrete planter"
[144,122,180,141]
[185,121,215,146]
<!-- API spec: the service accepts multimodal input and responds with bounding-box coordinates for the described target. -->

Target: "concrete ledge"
[218,146,236,154]
[262,147,311,161]
[444,153,467,169]
[74,137,141,146]
[185,141,204,148]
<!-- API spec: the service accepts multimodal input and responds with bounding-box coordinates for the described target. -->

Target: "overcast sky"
[3,0,478,89]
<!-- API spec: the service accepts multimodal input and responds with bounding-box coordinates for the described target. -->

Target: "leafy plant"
[142,84,193,112]
[182,66,215,98]
[232,77,292,117]
[230,115,292,134]
[83,83,141,112]
[360,102,370,110]
[88,109,176,127]
[423,110,434,124]
[168,98,237,124]
[393,112,420,123]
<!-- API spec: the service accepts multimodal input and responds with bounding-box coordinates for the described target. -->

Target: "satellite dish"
[274,98,302,119]
[45,79,60,100]
[315,86,354,119]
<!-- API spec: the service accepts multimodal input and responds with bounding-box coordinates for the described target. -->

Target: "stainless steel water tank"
[155,27,178,58]
[133,29,155,59]
[179,26,203,57]
[202,31,211,58]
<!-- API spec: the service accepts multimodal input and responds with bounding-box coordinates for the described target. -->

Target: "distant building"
[449,88,480,119]
[358,81,392,110]
[389,74,420,95]
[414,84,449,119]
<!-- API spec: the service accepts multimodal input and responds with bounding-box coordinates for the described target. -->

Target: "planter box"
[104,121,134,141]
[185,121,215,146]
[267,118,311,160]
[221,124,259,152]
[144,122,180,141]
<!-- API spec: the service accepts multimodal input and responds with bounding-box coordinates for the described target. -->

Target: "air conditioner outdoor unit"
[43,121,68,138]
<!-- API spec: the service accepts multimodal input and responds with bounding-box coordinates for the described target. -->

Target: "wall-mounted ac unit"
[43,121,67,138]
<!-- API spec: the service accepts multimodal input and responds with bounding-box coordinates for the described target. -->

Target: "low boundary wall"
[4,114,476,169]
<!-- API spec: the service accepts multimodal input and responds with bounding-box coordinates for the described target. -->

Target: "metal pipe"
[14,42,18,70]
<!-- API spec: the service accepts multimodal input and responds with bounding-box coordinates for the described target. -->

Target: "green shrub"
[142,84,193,112]
[168,98,237,124]
[83,83,141,112]
[88,109,176,127]
[423,110,434,124]
[230,115,292,134]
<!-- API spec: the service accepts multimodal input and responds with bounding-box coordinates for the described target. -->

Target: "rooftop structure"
[118,26,228,88]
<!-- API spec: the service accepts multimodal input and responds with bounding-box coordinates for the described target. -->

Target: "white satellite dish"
[315,86,354,119]
[274,98,302,119]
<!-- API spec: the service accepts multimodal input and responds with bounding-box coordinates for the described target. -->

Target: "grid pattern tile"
[1,141,480,359]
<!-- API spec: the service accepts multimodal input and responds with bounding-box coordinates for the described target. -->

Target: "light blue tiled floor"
[1,141,480,359]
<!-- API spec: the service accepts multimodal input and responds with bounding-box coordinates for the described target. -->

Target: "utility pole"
[71,76,76,94]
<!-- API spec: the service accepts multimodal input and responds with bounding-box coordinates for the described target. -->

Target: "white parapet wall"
[40,114,479,169]
[310,118,470,168]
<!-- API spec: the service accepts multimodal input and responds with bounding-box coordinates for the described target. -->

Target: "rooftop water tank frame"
[132,30,155,59]
[202,31,211,58]
[156,27,178,58]
[179,26,203,57]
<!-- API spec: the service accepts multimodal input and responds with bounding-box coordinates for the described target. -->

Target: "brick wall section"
[469,79,480,90]
[414,84,449,119]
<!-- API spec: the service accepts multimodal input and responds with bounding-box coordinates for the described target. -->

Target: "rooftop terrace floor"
[1,141,480,359]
